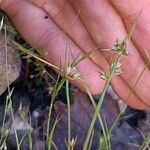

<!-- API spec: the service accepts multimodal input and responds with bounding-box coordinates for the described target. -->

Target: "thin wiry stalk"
[105,20,139,138]
[28,113,33,150]
[66,80,71,150]
[47,117,61,150]
[137,129,150,150]
[83,55,122,150]
[83,26,132,148]
[87,130,94,150]
[140,133,150,150]
[12,41,62,71]
[100,55,150,149]
[19,132,28,148]
[86,88,109,150]
[0,94,10,143]
[72,48,97,67]
[10,102,20,150]
[109,56,150,134]
[51,140,58,150]
[0,92,12,148]
[46,77,66,146]
[99,117,111,150]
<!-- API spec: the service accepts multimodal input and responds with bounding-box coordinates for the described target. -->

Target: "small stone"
[0,32,21,95]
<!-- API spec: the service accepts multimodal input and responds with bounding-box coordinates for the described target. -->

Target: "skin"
[0,0,150,109]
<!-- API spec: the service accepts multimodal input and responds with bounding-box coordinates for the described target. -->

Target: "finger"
[1,0,106,95]
[111,77,149,110]
[69,0,150,107]
[109,0,150,63]
[28,0,109,71]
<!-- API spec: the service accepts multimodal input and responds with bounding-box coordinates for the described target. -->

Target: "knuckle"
[29,0,44,7]
[43,0,68,16]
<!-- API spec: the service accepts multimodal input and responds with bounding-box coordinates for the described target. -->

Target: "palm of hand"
[1,0,150,109]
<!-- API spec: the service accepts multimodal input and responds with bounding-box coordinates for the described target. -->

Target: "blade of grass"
[72,47,99,67]
[47,116,61,150]
[109,54,150,135]
[28,112,33,150]
[83,55,122,150]
[46,76,66,146]
[87,130,94,150]
[86,88,110,150]
[104,20,141,139]
[139,130,150,150]
[99,117,111,150]
[0,88,13,143]
[12,41,62,71]
[83,22,135,149]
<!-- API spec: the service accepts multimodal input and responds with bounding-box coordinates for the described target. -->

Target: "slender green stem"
[83,56,121,150]
[110,56,150,134]
[10,103,20,150]
[140,134,150,150]
[66,80,71,150]
[28,113,32,150]
[47,77,66,149]
[87,130,94,150]
[86,89,109,150]
[47,117,61,150]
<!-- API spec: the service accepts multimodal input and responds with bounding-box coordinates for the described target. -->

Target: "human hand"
[1,0,150,109]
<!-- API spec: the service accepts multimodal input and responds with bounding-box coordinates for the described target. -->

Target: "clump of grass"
[83,21,137,150]
[0,11,150,150]
[46,76,65,150]
[140,134,150,150]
